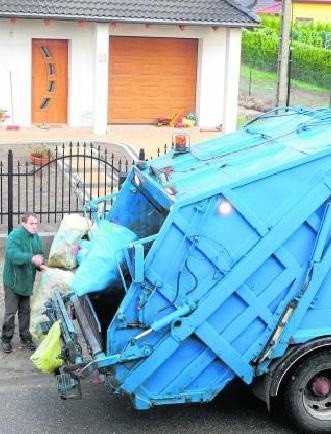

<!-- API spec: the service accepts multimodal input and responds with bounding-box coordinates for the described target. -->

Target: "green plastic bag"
[30,320,63,374]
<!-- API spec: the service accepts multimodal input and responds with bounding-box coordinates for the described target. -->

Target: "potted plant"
[29,144,53,165]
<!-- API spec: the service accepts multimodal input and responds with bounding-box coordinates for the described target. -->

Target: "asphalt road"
[0,347,298,434]
[0,257,297,434]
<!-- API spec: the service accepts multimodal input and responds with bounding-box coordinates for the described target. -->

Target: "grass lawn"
[240,65,329,94]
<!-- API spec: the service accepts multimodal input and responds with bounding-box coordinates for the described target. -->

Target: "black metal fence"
[0,142,134,233]
[240,53,331,109]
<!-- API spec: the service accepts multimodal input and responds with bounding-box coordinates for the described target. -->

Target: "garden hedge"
[242,18,331,89]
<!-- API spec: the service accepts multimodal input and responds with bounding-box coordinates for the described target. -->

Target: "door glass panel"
[48,80,55,92]
[47,63,56,75]
[40,97,51,110]
[40,46,52,58]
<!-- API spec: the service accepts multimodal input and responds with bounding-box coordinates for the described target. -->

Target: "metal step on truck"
[43,106,331,433]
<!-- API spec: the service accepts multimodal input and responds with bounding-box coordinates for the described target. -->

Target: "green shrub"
[291,42,331,87]
[242,22,331,88]
[242,28,278,72]
[259,15,331,47]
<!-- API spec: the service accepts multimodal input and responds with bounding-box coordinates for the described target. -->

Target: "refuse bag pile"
[30,213,137,374]
[30,213,90,373]
[30,214,90,340]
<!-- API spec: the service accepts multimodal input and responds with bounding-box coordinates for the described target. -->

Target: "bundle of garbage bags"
[30,214,89,373]
[30,213,137,374]
[30,214,89,341]
[48,214,90,269]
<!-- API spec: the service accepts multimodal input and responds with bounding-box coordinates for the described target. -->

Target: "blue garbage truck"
[45,107,331,433]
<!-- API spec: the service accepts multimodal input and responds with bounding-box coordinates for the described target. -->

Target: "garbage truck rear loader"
[45,107,331,432]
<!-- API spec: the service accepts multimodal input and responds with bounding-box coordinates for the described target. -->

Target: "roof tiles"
[0,0,258,26]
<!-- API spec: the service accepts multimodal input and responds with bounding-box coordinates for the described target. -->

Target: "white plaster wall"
[0,18,95,128]
[0,20,32,126]
[222,28,242,134]
[69,25,95,127]
[0,18,242,133]
[196,28,227,129]
[93,24,110,134]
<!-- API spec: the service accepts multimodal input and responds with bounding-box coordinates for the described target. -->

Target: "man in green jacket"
[1,212,46,353]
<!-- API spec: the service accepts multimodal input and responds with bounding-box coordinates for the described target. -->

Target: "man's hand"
[31,254,44,267]
[39,264,48,271]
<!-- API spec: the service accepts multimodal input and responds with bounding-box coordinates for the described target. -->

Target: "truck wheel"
[283,351,331,433]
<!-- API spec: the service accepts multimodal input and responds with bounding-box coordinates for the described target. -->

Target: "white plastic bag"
[48,214,90,269]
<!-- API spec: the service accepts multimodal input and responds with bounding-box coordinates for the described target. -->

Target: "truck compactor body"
[46,107,331,433]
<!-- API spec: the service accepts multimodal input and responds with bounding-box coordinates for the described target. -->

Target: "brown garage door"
[108,37,198,124]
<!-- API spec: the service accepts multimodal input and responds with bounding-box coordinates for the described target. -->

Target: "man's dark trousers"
[2,286,32,342]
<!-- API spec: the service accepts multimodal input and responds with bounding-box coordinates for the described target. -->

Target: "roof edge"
[224,0,260,23]
[0,12,259,28]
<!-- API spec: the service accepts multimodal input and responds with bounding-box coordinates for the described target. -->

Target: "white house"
[0,1,258,134]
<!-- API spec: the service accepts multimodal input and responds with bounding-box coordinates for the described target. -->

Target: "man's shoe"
[21,339,36,351]
[1,340,12,353]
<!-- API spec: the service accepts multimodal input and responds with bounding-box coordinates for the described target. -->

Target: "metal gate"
[0,142,133,233]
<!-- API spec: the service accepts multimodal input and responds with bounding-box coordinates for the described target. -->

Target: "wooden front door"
[32,39,68,124]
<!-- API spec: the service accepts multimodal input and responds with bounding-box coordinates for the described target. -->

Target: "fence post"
[286,47,293,107]
[249,60,252,96]
[7,149,13,234]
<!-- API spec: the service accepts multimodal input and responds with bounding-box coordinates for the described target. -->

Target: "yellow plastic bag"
[30,320,63,374]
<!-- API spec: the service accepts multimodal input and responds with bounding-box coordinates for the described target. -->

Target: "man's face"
[22,216,38,234]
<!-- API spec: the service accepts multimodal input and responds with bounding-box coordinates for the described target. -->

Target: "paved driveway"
[0,125,220,160]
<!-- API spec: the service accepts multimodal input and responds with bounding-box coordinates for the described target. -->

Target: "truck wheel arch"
[269,337,331,400]
[251,337,331,410]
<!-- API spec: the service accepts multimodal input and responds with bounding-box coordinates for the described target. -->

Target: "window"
[295,17,314,24]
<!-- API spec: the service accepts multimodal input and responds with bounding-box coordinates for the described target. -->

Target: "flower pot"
[29,154,52,165]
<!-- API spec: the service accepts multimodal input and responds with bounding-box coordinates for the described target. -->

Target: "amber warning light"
[173,133,190,154]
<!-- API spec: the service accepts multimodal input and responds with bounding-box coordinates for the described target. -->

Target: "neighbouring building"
[248,0,331,23]
[292,0,331,24]
[0,1,258,134]
[254,0,282,15]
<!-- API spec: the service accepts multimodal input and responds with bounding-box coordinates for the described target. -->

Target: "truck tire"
[283,351,331,433]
